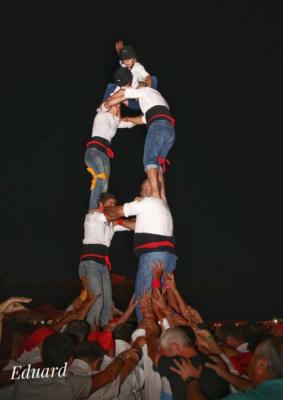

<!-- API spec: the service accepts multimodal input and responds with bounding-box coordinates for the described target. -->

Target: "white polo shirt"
[124,87,169,116]
[83,212,127,247]
[91,105,134,142]
[123,197,173,236]
[120,61,150,89]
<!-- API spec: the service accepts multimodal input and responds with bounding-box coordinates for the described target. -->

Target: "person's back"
[128,196,173,236]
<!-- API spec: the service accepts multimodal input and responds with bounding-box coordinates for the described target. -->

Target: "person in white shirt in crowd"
[79,192,134,328]
[105,69,175,199]
[103,179,177,321]
[112,323,145,399]
[102,42,158,111]
[219,324,250,353]
[85,102,141,210]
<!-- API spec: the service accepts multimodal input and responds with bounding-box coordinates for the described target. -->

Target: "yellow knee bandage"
[86,167,108,190]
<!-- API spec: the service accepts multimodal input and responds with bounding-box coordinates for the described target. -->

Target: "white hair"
[159,328,192,349]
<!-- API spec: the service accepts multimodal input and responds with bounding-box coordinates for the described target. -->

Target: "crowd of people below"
[1,262,283,399]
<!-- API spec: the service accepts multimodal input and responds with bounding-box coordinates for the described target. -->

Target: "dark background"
[1,1,283,320]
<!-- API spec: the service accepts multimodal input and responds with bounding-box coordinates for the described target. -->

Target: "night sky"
[1,2,283,320]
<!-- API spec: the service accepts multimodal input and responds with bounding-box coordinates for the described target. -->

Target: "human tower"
[79,41,176,326]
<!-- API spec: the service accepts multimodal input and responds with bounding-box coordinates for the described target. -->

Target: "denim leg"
[151,76,158,90]
[100,266,112,327]
[84,147,110,209]
[79,260,104,326]
[143,120,175,172]
[102,83,118,101]
[135,252,177,321]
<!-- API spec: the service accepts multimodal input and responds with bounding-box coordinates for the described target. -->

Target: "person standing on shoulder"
[105,71,175,200]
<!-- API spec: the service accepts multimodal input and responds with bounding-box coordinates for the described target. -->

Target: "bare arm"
[103,205,125,221]
[113,218,136,231]
[105,89,126,108]
[119,354,139,383]
[205,355,252,391]
[103,295,137,332]
[122,115,145,125]
[90,349,138,393]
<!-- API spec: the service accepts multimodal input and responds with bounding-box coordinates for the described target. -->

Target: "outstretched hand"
[152,261,164,280]
[127,294,138,312]
[0,297,32,314]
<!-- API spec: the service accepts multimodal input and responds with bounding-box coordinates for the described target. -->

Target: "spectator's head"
[112,323,135,343]
[140,179,152,197]
[179,326,197,346]
[119,45,137,69]
[42,333,77,367]
[75,340,105,371]
[248,337,283,386]
[159,327,196,357]
[114,67,133,87]
[88,331,115,357]
[219,323,246,349]
[100,192,117,207]
[65,320,91,343]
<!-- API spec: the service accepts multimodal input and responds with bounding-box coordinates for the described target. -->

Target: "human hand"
[119,348,140,361]
[170,357,202,381]
[170,313,189,327]
[164,273,177,292]
[127,294,138,312]
[205,355,230,378]
[0,297,32,314]
[115,39,124,55]
[152,260,164,280]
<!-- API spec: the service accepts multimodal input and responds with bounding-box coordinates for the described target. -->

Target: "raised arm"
[105,89,126,108]
[89,348,139,392]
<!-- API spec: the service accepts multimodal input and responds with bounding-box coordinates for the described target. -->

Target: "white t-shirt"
[124,87,169,116]
[91,105,134,142]
[83,212,128,247]
[120,61,150,89]
[69,358,120,400]
[123,197,173,236]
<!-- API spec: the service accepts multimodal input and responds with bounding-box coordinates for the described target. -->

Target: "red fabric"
[157,157,171,173]
[80,253,112,270]
[116,218,124,226]
[21,327,55,353]
[88,331,115,351]
[272,323,283,336]
[135,241,175,250]
[147,114,176,127]
[152,279,161,289]
[86,140,114,159]
[229,352,252,375]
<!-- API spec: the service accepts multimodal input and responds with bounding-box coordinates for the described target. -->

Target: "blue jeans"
[85,147,110,209]
[102,76,158,111]
[79,260,112,327]
[143,119,175,172]
[135,251,177,322]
